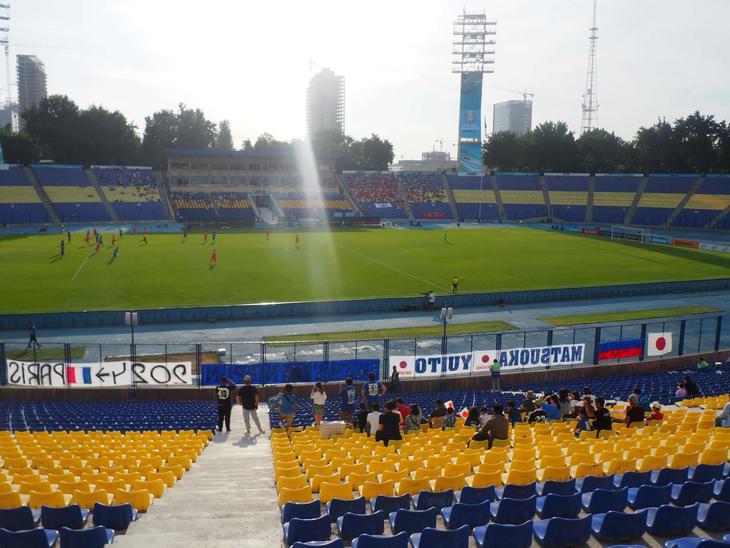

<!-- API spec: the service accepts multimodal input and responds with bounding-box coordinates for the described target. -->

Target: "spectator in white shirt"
[310,382,327,425]
[366,402,382,437]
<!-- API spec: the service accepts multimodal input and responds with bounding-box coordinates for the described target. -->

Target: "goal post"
[610,225,645,243]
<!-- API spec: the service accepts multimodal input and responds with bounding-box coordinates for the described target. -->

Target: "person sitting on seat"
[471,404,509,449]
[429,400,448,428]
[442,407,457,430]
[624,397,645,427]
[645,403,664,424]
[696,356,711,372]
[574,407,592,437]
[675,383,687,399]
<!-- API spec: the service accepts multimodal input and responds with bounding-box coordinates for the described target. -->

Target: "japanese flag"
[458,407,470,419]
[444,400,455,410]
[647,332,672,356]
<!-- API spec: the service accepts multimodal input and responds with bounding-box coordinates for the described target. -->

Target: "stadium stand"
[397,173,453,220]
[447,173,500,222]
[275,192,352,220]
[592,174,642,224]
[170,191,217,222]
[343,173,408,219]
[33,166,110,223]
[495,173,547,220]
[212,192,256,223]
[93,168,167,221]
[634,174,697,226]
[0,166,51,225]
[674,174,730,229]
[545,174,589,223]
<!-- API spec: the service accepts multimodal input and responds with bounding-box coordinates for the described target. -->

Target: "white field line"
[71,252,93,281]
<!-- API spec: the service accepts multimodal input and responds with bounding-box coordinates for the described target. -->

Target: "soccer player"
[113,246,119,260]
[93,226,97,238]
[203,232,208,244]
[66,230,71,243]
[95,240,101,253]
[451,276,459,294]
[119,228,123,239]
[85,230,90,246]
[99,234,103,246]
[212,231,216,244]
[265,229,271,241]
[111,235,116,247]
[443,230,448,243]
[295,233,300,250]
[210,248,217,266]
[143,233,148,245]
[59,240,65,257]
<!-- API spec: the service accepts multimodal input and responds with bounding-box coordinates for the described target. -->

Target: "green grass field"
[2,226,730,314]
[538,305,721,326]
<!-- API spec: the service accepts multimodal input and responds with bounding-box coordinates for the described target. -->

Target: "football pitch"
[1,226,730,314]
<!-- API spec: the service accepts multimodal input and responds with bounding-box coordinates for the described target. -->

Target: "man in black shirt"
[378,400,403,447]
[592,397,613,434]
[684,375,700,398]
[624,398,645,427]
[215,376,236,432]
[236,375,264,435]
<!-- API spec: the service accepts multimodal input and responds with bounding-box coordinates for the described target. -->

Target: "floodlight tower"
[452,10,496,172]
[580,0,599,134]
[0,2,9,107]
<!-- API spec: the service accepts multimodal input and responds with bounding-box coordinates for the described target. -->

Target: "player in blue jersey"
[339,377,358,424]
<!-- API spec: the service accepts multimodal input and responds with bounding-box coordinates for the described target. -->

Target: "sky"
[7,0,730,161]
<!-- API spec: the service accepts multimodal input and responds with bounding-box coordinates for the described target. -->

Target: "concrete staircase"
[246,193,262,220]
[335,174,362,215]
[441,173,460,220]
[709,204,730,229]
[156,172,176,220]
[257,207,279,225]
[87,170,120,222]
[490,173,506,221]
[585,175,595,223]
[25,167,60,224]
[538,175,552,219]
[624,176,648,225]
[665,176,704,227]
[397,178,415,222]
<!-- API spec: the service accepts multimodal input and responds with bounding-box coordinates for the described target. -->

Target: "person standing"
[490,359,501,391]
[310,382,327,425]
[389,366,400,392]
[59,240,65,258]
[451,276,459,294]
[237,375,264,435]
[339,377,358,425]
[378,400,403,447]
[27,323,41,349]
[366,402,381,437]
[215,376,236,432]
[278,384,297,431]
[361,372,386,408]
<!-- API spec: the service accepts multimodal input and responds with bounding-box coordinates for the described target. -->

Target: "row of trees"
[484,112,730,173]
[0,95,394,170]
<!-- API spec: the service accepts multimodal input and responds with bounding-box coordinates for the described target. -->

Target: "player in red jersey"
[95,240,101,253]
[295,233,300,250]
[210,248,217,266]
[265,229,271,241]
[85,230,90,246]
[111,235,116,247]
[203,232,208,244]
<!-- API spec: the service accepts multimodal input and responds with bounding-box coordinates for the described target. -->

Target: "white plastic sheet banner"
[5,360,192,387]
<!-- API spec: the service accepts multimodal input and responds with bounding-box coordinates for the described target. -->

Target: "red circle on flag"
[399,361,407,369]
[656,337,666,351]
[481,355,490,363]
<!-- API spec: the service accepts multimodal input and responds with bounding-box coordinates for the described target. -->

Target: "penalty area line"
[335,244,450,292]
[71,252,93,281]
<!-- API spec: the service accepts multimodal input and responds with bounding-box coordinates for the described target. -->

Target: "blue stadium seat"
[292,541,344,548]
[0,508,41,532]
[326,497,366,522]
[409,525,470,548]
[58,526,114,548]
[662,538,728,548]
[472,521,533,548]
[351,532,408,548]
[696,501,730,530]
[536,493,581,519]
[689,464,725,483]
[575,475,615,493]
[283,514,332,546]
[614,471,652,490]
[336,511,385,542]
[40,504,89,530]
[580,487,628,513]
[533,515,592,548]
[590,511,647,543]
[440,501,490,530]
[638,503,699,537]
[652,467,689,486]
[455,486,495,504]
[495,483,536,500]
[713,479,730,502]
[281,500,321,524]
[0,528,59,548]
[413,490,453,511]
[91,503,138,531]
[488,495,536,524]
[369,495,410,516]
[627,484,672,510]
[670,481,714,506]
[536,479,576,497]
[388,508,437,536]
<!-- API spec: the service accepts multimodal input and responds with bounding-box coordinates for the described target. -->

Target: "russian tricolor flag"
[598,339,643,361]
[66,366,93,385]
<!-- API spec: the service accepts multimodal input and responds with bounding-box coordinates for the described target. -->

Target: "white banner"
[373,202,393,208]
[6,360,192,387]
[390,344,585,378]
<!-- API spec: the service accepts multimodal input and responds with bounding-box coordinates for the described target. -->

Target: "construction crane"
[491,86,535,102]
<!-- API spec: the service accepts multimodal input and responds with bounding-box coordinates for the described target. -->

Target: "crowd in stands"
[345,173,404,208]
[398,173,447,203]
[211,192,250,209]
[170,191,212,210]
[95,169,159,204]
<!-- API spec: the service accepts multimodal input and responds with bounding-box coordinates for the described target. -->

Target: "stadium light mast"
[452,10,496,172]
[580,0,599,134]
[0,2,9,107]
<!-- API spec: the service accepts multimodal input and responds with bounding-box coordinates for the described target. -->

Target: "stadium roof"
[166,147,340,161]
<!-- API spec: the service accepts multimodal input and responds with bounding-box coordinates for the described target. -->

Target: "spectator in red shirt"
[395,398,410,426]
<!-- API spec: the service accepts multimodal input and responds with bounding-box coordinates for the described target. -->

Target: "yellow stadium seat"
[444,463,472,477]
[132,479,166,499]
[425,456,451,469]
[72,489,113,508]
[502,468,536,486]
[637,455,668,473]
[113,472,144,484]
[0,492,23,509]
[358,480,394,500]
[469,471,503,488]
[166,456,192,470]
[277,485,313,506]
[345,472,378,489]
[537,466,571,483]
[603,459,636,476]
[652,446,675,458]
[305,464,336,480]
[699,448,728,465]
[18,481,52,494]
[538,446,564,458]
[319,482,353,504]
[571,463,600,479]
[159,464,185,481]
[539,455,567,468]
[339,463,367,480]
[468,440,488,450]
[0,483,18,495]
[481,452,508,466]
[396,478,431,496]
[94,479,128,492]
[57,480,91,493]
[301,457,328,469]
[568,453,595,466]
[396,460,421,473]
[114,489,154,512]
[433,474,466,492]
[669,452,699,469]
[277,475,308,491]
[28,491,72,509]
[310,472,341,493]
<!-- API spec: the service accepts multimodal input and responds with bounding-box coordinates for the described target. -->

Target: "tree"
[672,111,721,173]
[142,103,217,166]
[77,105,140,165]
[311,129,355,170]
[0,126,40,164]
[215,120,234,150]
[483,131,525,171]
[717,122,730,172]
[634,119,678,173]
[240,139,253,151]
[576,128,631,172]
[22,95,81,163]
[253,132,290,151]
[524,121,578,172]
[349,134,393,170]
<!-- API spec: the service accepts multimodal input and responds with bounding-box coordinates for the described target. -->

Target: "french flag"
[598,339,643,361]
[66,366,93,385]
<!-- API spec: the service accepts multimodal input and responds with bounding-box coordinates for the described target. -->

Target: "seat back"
[0,506,36,532]
[457,485,495,504]
[415,490,453,511]
[0,527,55,548]
[327,497,366,522]
[41,504,85,530]
[587,487,628,513]
[391,507,437,535]
[699,500,730,530]
[653,466,689,485]
[370,494,410,515]
[578,475,614,493]
[540,479,576,496]
[597,510,647,542]
[616,471,651,489]
[673,480,714,505]
[537,515,592,546]
[447,501,491,529]
[91,503,136,530]
[690,464,724,483]
[349,531,408,548]
[499,483,536,500]
[414,525,469,548]
[540,493,581,519]
[59,526,111,548]
[285,514,332,545]
[280,500,320,524]
[338,511,385,540]
[473,521,533,548]
[648,503,700,536]
[492,495,536,524]
[630,484,671,510]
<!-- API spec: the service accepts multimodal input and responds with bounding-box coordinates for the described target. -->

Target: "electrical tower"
[0,2,9,107]
[580,0,599,134]
[452,10,496,172]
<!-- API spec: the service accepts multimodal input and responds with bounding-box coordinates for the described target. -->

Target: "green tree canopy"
[142,103,217,166]
[215,120,234,150]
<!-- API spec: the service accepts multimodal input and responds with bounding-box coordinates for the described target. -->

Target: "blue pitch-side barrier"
[201,359,380,386]
[2,277,730,330]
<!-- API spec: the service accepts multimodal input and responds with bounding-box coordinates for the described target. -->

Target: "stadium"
[1,2,730,548]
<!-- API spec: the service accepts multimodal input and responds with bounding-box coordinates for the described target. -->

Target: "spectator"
[675,383,687,399]
[490,359,501,391]
[505,401,520,425]
[215,376,236,433]
[278,384,297,432]
[646,403,664,424]
[471,404,509,449]
[366,402,381,437]
[625,398,645,427]
[684,375,700,397]
[236,375,264,435]
[405,404,426,433]
[389,366,401,392]
[310,382,327,426]
[569,392,582,417]
[356,402,368,433]
[574,407,592,438]
[593,397,612,433]
[541,395,562,421]
[558,388,571,419]
[582,386,594,404]
[378,400,403,447]
[442,407,457,430]
[521,391,537,414]
[339,377,358,425]
[696,356,711,372]
[362,372,386,407]
[429,400,448,428]
[582,397,596,419]
[395,398,410,426]
[464,407,480,427]
[717,400,730,428]
[478,407,490,427]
